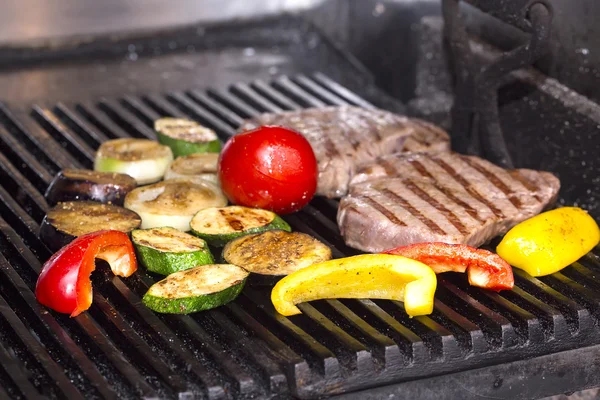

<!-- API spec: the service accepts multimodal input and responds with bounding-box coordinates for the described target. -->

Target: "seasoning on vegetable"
[271,254,437,317]
[496,207,600,277]
[35,230,138,317]
[382,242,514,291]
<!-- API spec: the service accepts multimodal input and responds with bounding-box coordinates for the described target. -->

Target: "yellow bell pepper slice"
[497,207,600,277]
[271,254,437,317]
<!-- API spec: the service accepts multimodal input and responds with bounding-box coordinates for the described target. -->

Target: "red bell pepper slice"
[35,230,137,317]
[382,242,514,291]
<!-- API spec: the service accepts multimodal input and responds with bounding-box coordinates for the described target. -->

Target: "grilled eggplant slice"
[40,201,142,251]
[124,177,227,231]
[132,227,214,275]
[223,230,331,278]
[94,138,173,185]
[164,153,220,184]
[190,206,291,247]
[155,118,221,157]
[44,169,137,206]
[142,264,248,314]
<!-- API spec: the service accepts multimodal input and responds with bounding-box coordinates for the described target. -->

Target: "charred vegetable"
[44,169,137,206]
[223,230,331,277]
[190,206,291,247]
[132,227,214,275]
[39,201,142,251]
[142,264,247,314]
[36,230,138,317]
[164,153,220,184]
[155,118,221,157]
[94,138,173,185]
[124,177,227,231]
[271,254,437,317]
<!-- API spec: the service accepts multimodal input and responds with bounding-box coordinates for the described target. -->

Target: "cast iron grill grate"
[1,72,600,399]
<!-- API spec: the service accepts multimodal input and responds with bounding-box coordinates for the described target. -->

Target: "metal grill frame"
[1,73,600,399]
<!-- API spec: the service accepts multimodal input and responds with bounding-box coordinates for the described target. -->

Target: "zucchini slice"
[132,227,214,275]
[44,169,137,206]
[142,264,248,314]
[124,177,227,231]
[190,206,291,247]
[164,153,219,184]
[155,118,221,157]
[94,138,173,185]
[40,201,142,251]
[223,230,332,276]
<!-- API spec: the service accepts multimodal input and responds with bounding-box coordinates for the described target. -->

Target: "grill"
[1,70,600,399]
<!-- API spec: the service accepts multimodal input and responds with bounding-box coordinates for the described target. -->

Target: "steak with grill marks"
[338,152,560,253]
[238,106,450,198]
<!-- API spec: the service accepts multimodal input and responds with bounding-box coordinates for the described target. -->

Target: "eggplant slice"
[44,169,137,206]
[40,201,142,251]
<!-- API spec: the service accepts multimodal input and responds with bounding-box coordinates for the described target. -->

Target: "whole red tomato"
[218,126,318,214]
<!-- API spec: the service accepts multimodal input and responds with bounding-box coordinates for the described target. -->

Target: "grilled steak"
[338,152,560,253]
[238,106,450,198]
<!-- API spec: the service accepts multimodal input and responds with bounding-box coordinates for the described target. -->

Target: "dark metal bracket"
[442,0,553,168]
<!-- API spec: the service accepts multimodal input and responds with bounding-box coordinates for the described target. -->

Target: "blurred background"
[1,0,600,102]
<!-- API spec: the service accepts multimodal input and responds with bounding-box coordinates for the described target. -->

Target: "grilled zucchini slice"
[142,264,248,314]
[155,118,221,157]
[223,230,332,276]
[39,201,142,251]
[94,138,173,185]
[190,206,291,247]
[132,227,214,275]
[164,153,220,184]
[124,177,227,231]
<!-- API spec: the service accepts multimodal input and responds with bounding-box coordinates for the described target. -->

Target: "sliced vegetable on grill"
[223,230,331,277]
[132,227,214,275]
[383,242,514,291]
[36,230,138,317]
[164,152,219,184]
[94,138,173,185]
[155,118,221,157]
[271,254,437,317]
[44,169,137,206]
[190,206,291,247]
[142,264,247,314]
[497,207,600,277]
[124,177,227,231]
[39,201,142,252]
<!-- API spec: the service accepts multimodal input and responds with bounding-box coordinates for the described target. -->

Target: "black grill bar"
[1,73,600,399]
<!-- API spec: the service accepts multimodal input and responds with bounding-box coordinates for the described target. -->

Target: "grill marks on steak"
[238,106,450,197]
[339,152,560,253]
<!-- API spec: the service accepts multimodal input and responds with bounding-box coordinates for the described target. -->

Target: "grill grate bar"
[312,72,376,109]
[0,338,41,399]
[273,75,327,108]
[188,90,246,127]
[98,99,157,140]
[31,106,97,165]
[76,103,130,139]
[142,94,189,119]
[251,80,302,111]
[293,75,349,106]
[0,103,81,170]
[207,89,262,118]
[230,83,284,113]
[54,102,110,144]
[167,92,236,138]
[121,95,162,128]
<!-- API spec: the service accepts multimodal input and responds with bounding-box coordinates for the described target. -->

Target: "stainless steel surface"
[0,0,325,44]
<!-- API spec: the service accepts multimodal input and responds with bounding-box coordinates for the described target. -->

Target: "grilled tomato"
[218,126,318,214]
